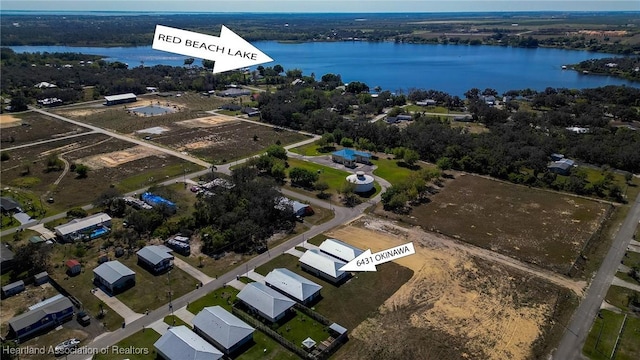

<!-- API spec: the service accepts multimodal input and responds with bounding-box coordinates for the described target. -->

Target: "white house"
[192,306,254,355]
[237,282,295,322]
[93,260,135,294]
[319,238,364,262]
[299,249,349,284]
[265,268,322,305]
[154,325,223,360]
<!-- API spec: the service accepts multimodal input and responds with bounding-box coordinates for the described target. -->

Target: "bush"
[67,207,88,218]
[0,152,9,161]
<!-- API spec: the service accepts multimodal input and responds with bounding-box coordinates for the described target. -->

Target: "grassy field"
[275,309,330,348]
[164,314,191,328]
[371,156,434,186]
[237,330,298,360]
[0,110,89,147]
[187,286,239,314]
[583,309,625,360]
[605,286,639,311]
[115,256,199,313]
[622,251,640,268]
[390,174,611,274]
[254,253,414,329]
[289,141,337,157]
[286,158,352,191]
[93,328,161,360]
[116,163,204,193]
[616,315,640,360]
[306,234,330,246]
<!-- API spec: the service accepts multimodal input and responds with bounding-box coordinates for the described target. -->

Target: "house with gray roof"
[264,268,322,305]
[154,325,223,360]
[237,282,295,323]
[137,245,174,274]
[319,238,364,262]
[93,260,135,294]
[299,249,349,284]
[54,212,111,242]
[0,245,15,274]
[2,280,24,298]
[8,295,74,340]
[0,197,21,214]
[193,306,254,355]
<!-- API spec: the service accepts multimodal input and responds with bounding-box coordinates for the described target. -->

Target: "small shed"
[66,259,81,276]
[2,280,25,298]
[34,271,49,285]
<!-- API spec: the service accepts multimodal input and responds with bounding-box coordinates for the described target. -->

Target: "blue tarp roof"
[332,148,371,161]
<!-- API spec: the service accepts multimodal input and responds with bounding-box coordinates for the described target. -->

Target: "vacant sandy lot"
[75,145,165,169]
[176,115,238,128]
[0,113,21,128]
[328,217,571,360]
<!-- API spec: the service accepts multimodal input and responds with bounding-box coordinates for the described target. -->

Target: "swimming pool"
[90,227,109,239]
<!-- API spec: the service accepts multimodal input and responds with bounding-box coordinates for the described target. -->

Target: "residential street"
[553,191,640,360]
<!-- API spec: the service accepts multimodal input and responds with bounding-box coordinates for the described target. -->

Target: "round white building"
[346,171,375,193]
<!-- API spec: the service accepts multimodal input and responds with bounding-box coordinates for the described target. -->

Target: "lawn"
[616,315,640,360]
[582,309,625,360]
[237,330,298,360]
[622,251,640,268]
[164,315,191,328]
[254,253,414,329]
[289,142,337,157]
[605,286,639,311]
[305,234,330,246]
[187,286,239,314]
[93,328,161,360]
[393,174,611,274]
[115,256,199,313]
[371,156,433,186]
[275,309,331,349]
[286,158,352,192]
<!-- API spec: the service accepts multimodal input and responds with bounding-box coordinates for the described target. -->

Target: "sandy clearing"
[0,114,22,128]
[75,145,164,169]
[327,219,566,360]
[176,115,238,128]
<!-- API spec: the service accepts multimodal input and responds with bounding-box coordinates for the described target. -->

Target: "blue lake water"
[10,42,638,96]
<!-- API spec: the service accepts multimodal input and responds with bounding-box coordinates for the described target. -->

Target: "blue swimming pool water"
[90,227,109,239]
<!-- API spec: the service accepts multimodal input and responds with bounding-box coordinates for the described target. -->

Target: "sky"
[2,0,639,13]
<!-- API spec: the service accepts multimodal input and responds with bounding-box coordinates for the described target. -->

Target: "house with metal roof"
[104,93,137,106]
[319,239,364,262]
[1,245,15,274]
[237,282,295,323]
[66,259,81,276]
[8,295,74,340]
[154,325,223,360]
[331,148,372,168]
[0,197,21,214]
[193,306,255,355]
[299,249,349,284]
[93,260,135,294]
[54,213,112,242]
[2,280,24,298]
[137,245,174,274]
[264,268,322,305]
[216,88,251,97]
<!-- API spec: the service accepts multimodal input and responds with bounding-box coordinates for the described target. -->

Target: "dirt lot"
[0,113,22,128]
[0,283,60,335]
[328,218,578,360]
[0,111,89,146]
[153,121,308,163]
[75,145,165,169]
[378,174,611,274]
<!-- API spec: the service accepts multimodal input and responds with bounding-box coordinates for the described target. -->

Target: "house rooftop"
[154,325,223,360]
[192,306,254,349]
[93,260,135,284]
[265,268,322,302]
[8,296,73,333]
[319,238,363,262]
[54,213,111,236]
[137,245,174,266]
[332,148,371,161]
[237,282,295,320]
[299,249,347,278]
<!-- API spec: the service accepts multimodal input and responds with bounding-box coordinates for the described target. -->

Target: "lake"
[10,42,638,96]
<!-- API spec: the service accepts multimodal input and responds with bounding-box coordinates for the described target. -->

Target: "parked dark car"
[77,311,91,326]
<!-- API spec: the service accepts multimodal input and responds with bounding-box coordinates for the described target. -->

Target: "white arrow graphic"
[152,24,273,74]
[339,242,415,272]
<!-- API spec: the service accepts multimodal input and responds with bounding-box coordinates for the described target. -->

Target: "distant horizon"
[2,1,639,13]
[3,9,640,14]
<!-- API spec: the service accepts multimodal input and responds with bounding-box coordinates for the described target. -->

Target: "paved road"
[552,191,640,360]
